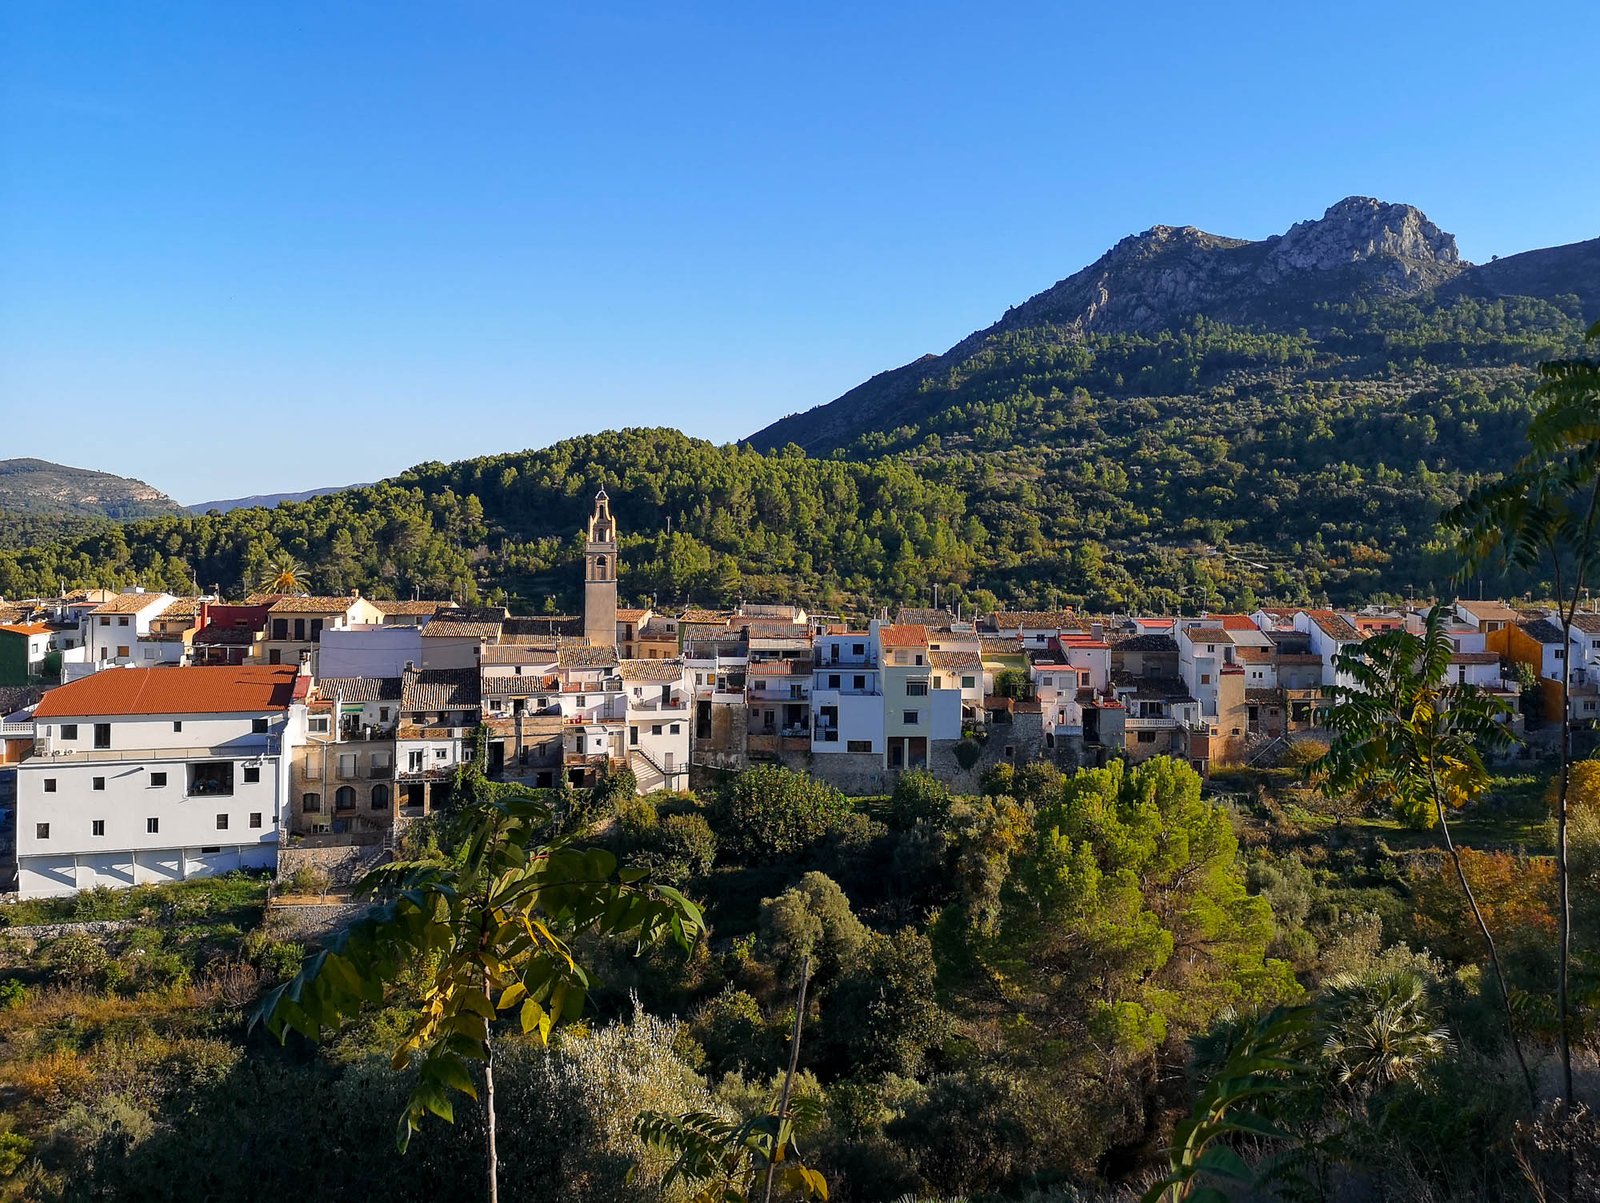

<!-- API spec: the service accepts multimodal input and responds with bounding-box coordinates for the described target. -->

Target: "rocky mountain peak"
[1269,196,1461,273]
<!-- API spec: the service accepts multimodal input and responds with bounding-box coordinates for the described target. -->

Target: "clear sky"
[3,2,1597,504]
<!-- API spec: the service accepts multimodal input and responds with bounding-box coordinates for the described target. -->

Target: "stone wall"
[277,841,390,888]
[1,918,135,940]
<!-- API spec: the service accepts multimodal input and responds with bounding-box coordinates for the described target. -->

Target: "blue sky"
[3,2,1597,503]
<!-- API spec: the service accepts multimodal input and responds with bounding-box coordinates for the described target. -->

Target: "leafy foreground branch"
[253,770,704,1203]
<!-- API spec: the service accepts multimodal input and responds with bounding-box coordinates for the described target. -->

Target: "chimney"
[297,649,312,676]
[353,589,361,599]
[1091,621,1104,640]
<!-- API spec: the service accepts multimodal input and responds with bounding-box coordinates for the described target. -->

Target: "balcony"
[27,738,279,764]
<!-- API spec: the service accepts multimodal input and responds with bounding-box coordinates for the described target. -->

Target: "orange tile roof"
[34,666,300,717]
[91,592,172,615]
[877,623,929,648]
[267,596,360,614]
[0,623,50,637]
[1214,614,1261,632]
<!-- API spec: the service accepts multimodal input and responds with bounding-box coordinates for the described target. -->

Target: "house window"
[670,723,680,734]
[93,776,105,791]
[118,616,129,627]
[44,778,56,793]
[310,717,330,733]
[216,814,229,830]
[852,644,864,656]
[201,846,221,854]
[1004,745,1015,758]
[150,771,167,788]
[243,765,260,784]
[98,616,110,626]
[630,727,639,745]
[249,813,263,829]
[434,748,448,759]
[1137,731,1156,743]
[60,724,78,740]
[173,721,183,733]
[36,823,49,839]
[962,675,975,689]
[94,723,111,749]
[904,710,920,724]
[846,739,872,753]
[906,680,929,697]
[302,792,322,813]
[828,674,840,689]
[853,675,866,691]
[371,784,391,810]
[252,718,269,734]
[651,724,663,736]
[92,819,105,836]
[1200,674,1211,685]
[147,817,159,833]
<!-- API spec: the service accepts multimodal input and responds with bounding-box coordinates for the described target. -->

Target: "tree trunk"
[763,956,811,1203]
[484,1035,499,1203]
[1435,793,1537,1104]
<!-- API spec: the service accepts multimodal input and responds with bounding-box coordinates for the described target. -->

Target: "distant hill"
[0,458,183,520]
[748,198,1600,454]
[186,484,369,514]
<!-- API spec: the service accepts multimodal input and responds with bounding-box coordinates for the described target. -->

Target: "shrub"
[614,793,659,844]
[717,766,849,864]
[890,770,954,830]
[0,977,25,1009]
[46,932,110,986]
[691,987,777,1075]
[654,813,718,878]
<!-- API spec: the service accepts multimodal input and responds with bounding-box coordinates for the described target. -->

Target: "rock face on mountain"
[0,458,182,519]
[748,197,1593,454]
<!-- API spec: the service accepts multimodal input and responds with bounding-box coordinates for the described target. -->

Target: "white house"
[317,624,425,679]
[811,630,884,757]
[620,659,691,791]
[14,665,304,898]
[80,591,176,674]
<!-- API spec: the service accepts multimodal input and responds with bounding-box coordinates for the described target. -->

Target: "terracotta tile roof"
[619,659,686,682]
[316,676,403,702]
[929,650,981,671]
[373,600,451,617]
[400,668,481,712]
[990,610,1078,630]
[558,645,620,669]
[153,598,201,620]
[481,644,560,665]
[267,595,359,614]
[979,635,1023,655]
[877,623,929,649]
[615,608,650,622]
[1307,610,1361,641]
[1449,652,1501,666]
[896,607,957,629]
[92,592,172,615]
[422,620,502,639]
[1212,614,1262,632]
[34,665,299,717]
[1184,627,1231,643]
[1458,599,1522,623]
[192,626,257,646]
[741,619,810,639]
[1136,617,1176,628]
[0,622,50,637]
[680,608,731,624]
[1234,646,1274,663]
[481,676,560,697]
[1571,613,1600,635]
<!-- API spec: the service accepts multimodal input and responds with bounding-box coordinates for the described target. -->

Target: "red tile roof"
[34,666,300,717]
[877,623,930,648]
[0,623,50,637]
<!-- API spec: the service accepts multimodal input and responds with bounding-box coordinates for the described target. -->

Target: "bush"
[887,1070,1049,1196]
[890,770,954,830]
[46,932,110,986]
[717,766,849,864]
[653,813,718,878]
[691,987,777,1075]
[0,976,25,1009]
[614,794,659,844]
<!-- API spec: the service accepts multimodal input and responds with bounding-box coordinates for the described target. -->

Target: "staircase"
[630,746,684,793]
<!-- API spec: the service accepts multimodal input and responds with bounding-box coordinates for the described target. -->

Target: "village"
[0,489,1596,900]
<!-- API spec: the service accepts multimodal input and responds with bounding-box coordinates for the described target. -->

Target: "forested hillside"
[2,201,1595,613]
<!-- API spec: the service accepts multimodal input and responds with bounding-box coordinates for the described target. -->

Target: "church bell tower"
[583,487,618,648]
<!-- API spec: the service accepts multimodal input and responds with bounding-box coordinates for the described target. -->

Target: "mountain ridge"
[0,458,183,520]
[748,197,1599,454]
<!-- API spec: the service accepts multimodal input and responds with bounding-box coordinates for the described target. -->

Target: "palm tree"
[259,552,308,595]
[1320,970,1451,1097]
[1445,321,1600,1104]
[1312,603,1535,1102]
[256,755,704,1203]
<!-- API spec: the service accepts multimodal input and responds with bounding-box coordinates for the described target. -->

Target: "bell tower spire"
[583,487,618,648]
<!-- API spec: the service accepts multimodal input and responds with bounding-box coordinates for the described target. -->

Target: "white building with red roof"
[14,665,307,897]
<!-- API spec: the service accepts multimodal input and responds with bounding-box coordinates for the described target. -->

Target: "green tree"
[716,767,849,865]
[258,551,308,595]
[1312,603,1533,1101]
[1446,322,1600,1101]
[255,765,704,1203]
